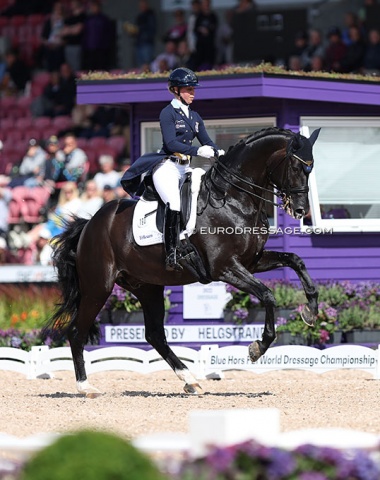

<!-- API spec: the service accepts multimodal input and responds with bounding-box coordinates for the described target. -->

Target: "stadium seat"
[51,115,73,132]
[87,136,107,150]
[107,135,126,156]
[22,186,51,224]
[15,117,34,130]
[33,116,52,130]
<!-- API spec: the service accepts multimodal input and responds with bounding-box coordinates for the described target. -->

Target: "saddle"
[138,173,211,284]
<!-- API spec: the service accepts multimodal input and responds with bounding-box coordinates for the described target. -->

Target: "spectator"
[324,27,347,72]
[82,0,112,71]
[215,9,234,65]
[0,48,31,96]
[9,139,47,188]
[187,0,201,62]
[93,154,121,192]
[310,55,324,72]
[77,179,104,218]
[0,187,11,240]
[125,0,156,68]
[43,135,63,207]
[162,9,187,46]
[288,55,303,71]
[233,0,256,13]
[193,0,218,70]
[341,11,361,46]
[32,63,76,118]
[176,40,193,69]
[150,40,179,73]
[363,28,380,74]
[340,25,367,73]
[0,236,17,264]
[62,0,85,72]
[40,1,66,72]
[102,184,117,203]
[52,133,88,184]
[26,228,54,266]
[301,29,325,71]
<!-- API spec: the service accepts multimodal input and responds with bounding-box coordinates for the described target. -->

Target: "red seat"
[76,137,88,149]
[22,127,43,141]
[4,129,23,143]
[16,96,33,115]
[0,117,15,130]
[87,136,107,150]
[52,115,73,132]
[22,186,51,223]
[107,135,126,155]
[97,145,118,160]
[15,117,34,130]
[34,116,52,129]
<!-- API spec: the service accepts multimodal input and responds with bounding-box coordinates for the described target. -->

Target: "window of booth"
[141,116,277,226]
[301,117,380,233]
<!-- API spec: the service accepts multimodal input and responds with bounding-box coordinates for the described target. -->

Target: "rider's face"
[180,86,195,104]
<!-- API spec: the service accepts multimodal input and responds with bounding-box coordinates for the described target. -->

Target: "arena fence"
[0,344,379,380]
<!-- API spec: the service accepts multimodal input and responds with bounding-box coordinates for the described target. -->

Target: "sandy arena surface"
[1,369,380,440]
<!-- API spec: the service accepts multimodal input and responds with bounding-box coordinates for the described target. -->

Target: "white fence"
[0,344,379,379]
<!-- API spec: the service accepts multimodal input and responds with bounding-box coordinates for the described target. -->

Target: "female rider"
[121,67,224,271]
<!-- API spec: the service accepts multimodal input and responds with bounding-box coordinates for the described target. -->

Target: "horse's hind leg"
[254,250,318,326]
[134,284,202,395]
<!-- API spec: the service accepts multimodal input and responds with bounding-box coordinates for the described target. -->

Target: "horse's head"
[268,129,320,220]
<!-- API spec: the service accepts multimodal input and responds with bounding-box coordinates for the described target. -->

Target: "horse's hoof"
[301,304,316,327]
[249,342,262,363]
[184,383,203,395]
[77,381,102,398]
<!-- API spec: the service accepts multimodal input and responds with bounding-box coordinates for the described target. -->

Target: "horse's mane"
[221,127,296,162]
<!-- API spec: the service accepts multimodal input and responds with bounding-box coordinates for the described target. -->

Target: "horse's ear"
[309,128,321,146]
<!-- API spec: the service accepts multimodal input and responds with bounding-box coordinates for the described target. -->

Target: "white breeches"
[152,158,192,211]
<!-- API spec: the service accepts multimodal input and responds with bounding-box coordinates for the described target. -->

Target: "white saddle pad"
[132,168,205,246]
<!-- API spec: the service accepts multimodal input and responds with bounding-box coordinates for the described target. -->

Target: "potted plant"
[338,302,380,344]
[224,280,306,324]
[275,302,341,346]
[98,284,172,325]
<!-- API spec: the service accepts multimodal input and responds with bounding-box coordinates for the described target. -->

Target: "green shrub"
[20,430,168,480]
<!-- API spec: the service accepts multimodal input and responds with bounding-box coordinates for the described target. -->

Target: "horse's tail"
[42,216,98,343]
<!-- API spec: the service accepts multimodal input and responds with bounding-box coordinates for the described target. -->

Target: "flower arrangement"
[174,440,380,480]
[101,284,172,313]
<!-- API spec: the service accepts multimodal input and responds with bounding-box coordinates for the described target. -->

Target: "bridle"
[208,149,312,210]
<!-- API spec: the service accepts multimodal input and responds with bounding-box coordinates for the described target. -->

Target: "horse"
[44,127,320,397]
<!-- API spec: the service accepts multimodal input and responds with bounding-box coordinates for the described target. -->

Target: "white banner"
[0,266,56,283]
[203,344,379,375]
[104,324,264,344]
[183,282,229,319]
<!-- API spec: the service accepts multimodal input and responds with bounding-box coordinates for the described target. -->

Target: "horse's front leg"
[135,284,202,395]
[254,250,318,326]
[220,263,277,362]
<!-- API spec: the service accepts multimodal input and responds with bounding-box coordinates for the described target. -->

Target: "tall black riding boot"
[164,206,182,271]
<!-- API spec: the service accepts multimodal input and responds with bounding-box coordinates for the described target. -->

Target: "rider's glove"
[197,145,215,159]
[217,149,225,157]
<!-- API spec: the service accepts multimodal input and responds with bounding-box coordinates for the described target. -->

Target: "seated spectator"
[288,55,303,71]
[0,186,11,240]
[324,27,347,72]
[176,40,193,69]
[77,180,104,219]
[8,139,47,188]
[52,133,88,184]
[24,228,54,266]
[310,55,324,72]
[150,40,179,73]
[0,236,18,264]
[287,31,308,69]
[0,48,31,96]
[162,9,187,45]
[93,154,121,192]
[340,25,367,73]
[363,28,380,74]
[32,64,76,118]
[301,29,325,71]
[102,184,117,204]
[20,182,82,247]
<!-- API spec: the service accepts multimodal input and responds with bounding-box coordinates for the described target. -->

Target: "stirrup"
[165,250,183,272]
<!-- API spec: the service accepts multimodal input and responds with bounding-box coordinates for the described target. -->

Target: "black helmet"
[168,67,199,88]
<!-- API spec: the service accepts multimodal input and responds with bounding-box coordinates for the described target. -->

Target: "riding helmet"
[168,67,199,88]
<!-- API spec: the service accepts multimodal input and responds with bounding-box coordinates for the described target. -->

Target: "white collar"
[171,98,189,117]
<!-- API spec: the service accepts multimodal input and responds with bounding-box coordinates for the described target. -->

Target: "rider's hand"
[217,149,225,157]
[197,145,215,158]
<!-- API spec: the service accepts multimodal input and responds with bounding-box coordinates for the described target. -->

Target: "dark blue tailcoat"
[121,103,218,195]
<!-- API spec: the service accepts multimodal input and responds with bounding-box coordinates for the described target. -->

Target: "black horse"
[45,127,320,397]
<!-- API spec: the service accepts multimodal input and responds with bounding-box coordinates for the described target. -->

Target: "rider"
[121,67,225,271]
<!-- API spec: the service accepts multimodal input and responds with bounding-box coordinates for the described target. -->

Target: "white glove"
[217,149,225,157]
[197,145,215,159]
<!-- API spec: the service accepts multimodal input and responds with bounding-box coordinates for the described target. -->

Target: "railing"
[1,344,379,380]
